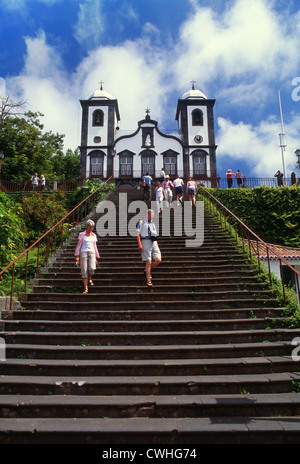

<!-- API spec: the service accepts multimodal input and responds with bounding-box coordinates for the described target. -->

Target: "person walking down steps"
[74,219,100,294]
[136,209,162,287]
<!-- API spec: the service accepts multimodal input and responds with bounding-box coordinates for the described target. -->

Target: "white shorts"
[141,239,161,262]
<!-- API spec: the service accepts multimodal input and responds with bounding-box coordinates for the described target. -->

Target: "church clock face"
[194,135,203,144]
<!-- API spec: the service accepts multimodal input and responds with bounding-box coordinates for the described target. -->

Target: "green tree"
[50,148,80,180]
[0,192,26,268]
[21,192,68,243]
[0,111,65,181]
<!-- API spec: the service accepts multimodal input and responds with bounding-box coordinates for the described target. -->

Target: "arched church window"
[93,109,104,126]
[142,155,155,175]
[120,155,133,177]
[192,109,203,126]
[164,156,177,176]
[193,153,206,176]
[89,151,104,177]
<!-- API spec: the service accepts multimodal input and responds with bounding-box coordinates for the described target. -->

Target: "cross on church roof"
[191,79,196,90]
[145,107,151,115]
[98,80,104,90]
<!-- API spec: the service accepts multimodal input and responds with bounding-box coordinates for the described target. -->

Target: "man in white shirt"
[136,209,161,287]
[31,173,39,190]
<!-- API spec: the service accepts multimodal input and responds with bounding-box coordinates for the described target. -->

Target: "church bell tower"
[79,82,120,179]
[175,82,217,181]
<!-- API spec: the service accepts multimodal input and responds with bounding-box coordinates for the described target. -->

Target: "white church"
[79,83,218,186]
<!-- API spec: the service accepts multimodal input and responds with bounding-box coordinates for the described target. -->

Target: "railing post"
[24,251,29,294]
[9,263,15,311]
[279,260,286,305]
[256,241,261,273]
[36,241,40,278]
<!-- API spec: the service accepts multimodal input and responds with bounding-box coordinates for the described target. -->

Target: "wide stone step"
[3,317,289,333]
[3,327,298,346]
[4,340,292,360]
[51,257,250,267]
[0,373,297,396]
[23,290,274,303]
[32,282,270,294]
[1,416,300,444]
[63,247,239,256]
[1,393,300,420]
[19,298,279,311]
[60,249,241,258]
[5,307,283,321]
[40,268,256,280]
[36,274,260,285]
[0,356,296,377]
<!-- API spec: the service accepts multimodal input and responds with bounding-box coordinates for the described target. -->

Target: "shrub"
[0,192,26,268]
[20,191,68,244]
[206,187,300,247]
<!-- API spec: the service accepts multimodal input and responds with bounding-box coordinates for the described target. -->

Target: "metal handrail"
[1,176,299,192]
[199,185,300,305]
[0,177,113,310]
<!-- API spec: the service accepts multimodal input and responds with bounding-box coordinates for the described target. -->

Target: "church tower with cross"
[79,81,217,184]
[79,82,120,180]
[175,81,217,181]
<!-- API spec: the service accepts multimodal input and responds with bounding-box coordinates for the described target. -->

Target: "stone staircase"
[1,187,300,444]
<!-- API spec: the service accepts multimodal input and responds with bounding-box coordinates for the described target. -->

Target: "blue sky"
[1,0,300,178]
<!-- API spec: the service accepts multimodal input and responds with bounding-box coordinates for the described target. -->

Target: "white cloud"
[174,0,300,104]
[7,32,80,150]
[0,78,6,95]
[73,0,105,48]
[3,0,300,178]
[217,114,300,176]
[23,31,65,79]
[6,30,169,150]
[75,39,169,129]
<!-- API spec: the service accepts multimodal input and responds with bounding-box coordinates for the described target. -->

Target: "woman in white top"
[74,219,100,294]
[162,175,174,207]
[40,175,46,191]
[186,177,197,206]
[154,181,166,213]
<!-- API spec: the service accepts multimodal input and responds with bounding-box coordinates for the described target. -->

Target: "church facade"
[79,84,217,184]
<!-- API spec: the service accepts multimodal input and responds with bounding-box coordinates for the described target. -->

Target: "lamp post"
[0,151,4,189]
[278,90,287,182]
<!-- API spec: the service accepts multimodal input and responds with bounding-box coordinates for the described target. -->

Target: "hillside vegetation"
[205,187,300,248]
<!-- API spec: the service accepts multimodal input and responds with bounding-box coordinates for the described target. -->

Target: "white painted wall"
[261,260,300,300]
